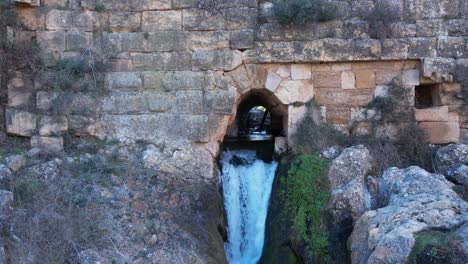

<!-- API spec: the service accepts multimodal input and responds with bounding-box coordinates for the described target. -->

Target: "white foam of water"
[221,150,278,264]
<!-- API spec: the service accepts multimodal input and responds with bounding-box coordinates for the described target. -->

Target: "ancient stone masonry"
[2,0,468,152]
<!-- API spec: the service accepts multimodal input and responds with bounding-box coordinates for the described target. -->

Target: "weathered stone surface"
[435,144,468,175]
[182,8,226,31]
[142,11,182,31]
[290,64,311,80]
[66,32,93,51]
[6,109,37,137]
[105,72,142,89]
[402,69,420,86]
[5,155,26,172]
[415,106,449,122]
[274,80,313,104]
[341,71,356,89]
[14,0,40,6]
[204,88,236,114]
[102,92,148,114]
[350,167,467,264]
[355,70,376,89]
[419,122,460,144]
[327,145,373,263]
[45,10,72,30]
[39,116,68,136]
[37,30,66,51]
[422,57,457,82]
[230,30,254,49]
[110,12,141,31]
[446,164,468,185]
[30,136,64,153]
[265,72,281,92]
[192,50,242,71]
[175,91,204,114]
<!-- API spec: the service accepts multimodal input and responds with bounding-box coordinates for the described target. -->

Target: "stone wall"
[3,0,468,152]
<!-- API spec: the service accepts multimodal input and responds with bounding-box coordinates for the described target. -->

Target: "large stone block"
[422,57,456,83]
[291,64,311,80]
[407,37,437,58]
[416,19,447,37]
[38,116,68,136]
[37,31,66,51]
[16,8,45,30]
[110,12,141,31]
[102,92,148,114]
[102,114,209,142]
[275,80,314,105]
[415,106,449,122]
[314,72,341,88]
[176,90,204,114]
[105,72,142,89]
[192,50,242,71]
[182,8,226,31]
[315,88,373,106]
[341,71,356,89]
[189,31,230,50]
[402,69,420,86]
[6,109,37,137]
[66,32,93,51]
[419,122,460,144]
[438,37,466,58]
[164,71,207,90]
[142,71,168,90]
[130,53,164,70]
[381,39,409,60]
[142,11,182,31]
[102,32,123,55]
[162,52,192,71]
[46,10,72,30]
[355,70,376,89]
[225,7,257,30]
[230,30,254,50]
[146,92,173,112]
[131,0,171,10]
[204,88,236,114]
[146,31,188,52]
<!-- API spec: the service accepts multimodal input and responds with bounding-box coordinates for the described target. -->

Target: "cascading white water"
[221,149,278,264]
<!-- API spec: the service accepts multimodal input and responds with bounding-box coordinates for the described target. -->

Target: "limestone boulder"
[327,145,373,263]
[349,167,467,264]
[435,144,468,175]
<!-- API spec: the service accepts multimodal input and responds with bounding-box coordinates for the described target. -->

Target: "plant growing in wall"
[273,0,338,25]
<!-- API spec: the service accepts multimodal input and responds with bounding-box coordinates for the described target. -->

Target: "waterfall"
[221,149,278,264]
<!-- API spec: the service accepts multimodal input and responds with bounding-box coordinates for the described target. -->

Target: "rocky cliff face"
[0,141,227,263]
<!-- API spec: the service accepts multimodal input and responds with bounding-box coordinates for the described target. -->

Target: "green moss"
[281,154,331,263]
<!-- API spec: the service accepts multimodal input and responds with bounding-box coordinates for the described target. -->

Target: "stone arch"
[225,89,288,140]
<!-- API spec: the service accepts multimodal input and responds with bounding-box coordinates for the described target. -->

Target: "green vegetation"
[273,0,338,25]
[281,154,331,262]
[408,230,465,264]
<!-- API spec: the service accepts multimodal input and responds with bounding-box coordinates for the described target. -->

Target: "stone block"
[162,52,192,71]
[102,32,123,54]
[6,109,37,137]
[419,122,460,144]
[16,8,45,30]
[130,53,164,70]
[102,92,148,114]
[275,80,314,105]
[225,7,257,30]
[165,71,207,90]
[73,11,94,31]
[146,92,173,112]
[230,30,255,50]
[172,0,197,8]
[43,0,67,7]
[37,31,66,51]
[352,39,382,60]
[422,57,456,83]
[66,32,93,51]
[105,72,142,89]
[344,20,369,39]
[265,72,281,92]
[142,11,182,31]
[374,85,389,98]
[176,91,204,114]
[38,116,68,136]
[341,71,356,89]
[381,39,409,60]
[325,106,351,125]
[204,88,236,114]
[146,31,188,52]
[8,87,32,107]
[46,10,72,30]
[36,92,58,111]
[182,8,226,31]
[208,114,230,142]
[189,31,230,50]
[314,72,341,88]
[415,106,449,122]
[389,22,416,38]
[416,19,447,37]
[355,70,376,89]
[402,69,420,86]
[315,89,373,107]
[110,12,141,31]
[407,38,437,58]
[291,64,311,80]
[375,71,400,85]
[192,50,242,71]
[142,71,167,90]
[31,136,64,153]
[438,37,465,58]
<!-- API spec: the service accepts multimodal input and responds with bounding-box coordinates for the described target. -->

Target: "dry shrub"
[1,152,142,263]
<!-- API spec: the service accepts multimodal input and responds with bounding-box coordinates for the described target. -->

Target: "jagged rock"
[327,145,373,263]
[6,155,26,172]
[435,144,468,176]
[446,164,468,185]
[321,145,343,160]
[349,166,468,264]
[26,147,42,158]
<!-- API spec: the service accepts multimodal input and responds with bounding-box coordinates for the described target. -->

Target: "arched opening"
[225,89,288,142]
